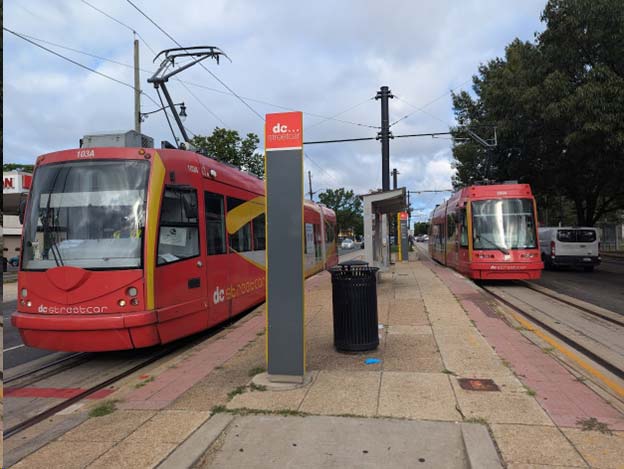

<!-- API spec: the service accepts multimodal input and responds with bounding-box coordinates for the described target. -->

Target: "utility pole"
[375,86,394,191]
[308,171,314,201]
[134,37,141,134]
[391,168,399,190]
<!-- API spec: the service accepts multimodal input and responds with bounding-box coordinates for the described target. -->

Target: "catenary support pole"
[308,170,314,201]
[376,86,394,191]
[134,38,141,134]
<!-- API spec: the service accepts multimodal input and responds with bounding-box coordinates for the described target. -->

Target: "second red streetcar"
[429,183,543,280]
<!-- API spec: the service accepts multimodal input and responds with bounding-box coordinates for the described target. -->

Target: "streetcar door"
[154,186,208,341]
[446,212,458,267]
[203,191,230,326]
[458,208,470,270]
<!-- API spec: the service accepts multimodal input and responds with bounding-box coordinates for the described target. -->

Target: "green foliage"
[318,188,363,236]
[413,222,429,235]
[89,400,118,417]
[3,163,34,172]
[451,0,624,226]
[191,128,263,178]
[248,366,266,377]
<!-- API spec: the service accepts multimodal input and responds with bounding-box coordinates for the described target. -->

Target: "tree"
[451,0,624,226]
[318,188,363,237]
[3,163,35,172]
[413,222,429,235]
[191,128,263,178]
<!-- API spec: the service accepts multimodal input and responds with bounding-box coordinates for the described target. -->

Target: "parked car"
[9,256,20,267]
[538,227,600,271]
[341,238,355,249]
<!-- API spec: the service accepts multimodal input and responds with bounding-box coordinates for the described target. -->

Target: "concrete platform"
[181,415,501,469]
[8,251,624,468]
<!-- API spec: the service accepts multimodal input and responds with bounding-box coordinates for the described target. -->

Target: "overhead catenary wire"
[179,80,228,127]
[9,30,379,131]
[304,152,341,188]
[126,0,265,121]
[77,2,229,127]
[306,97,377,130]
[3,27,161,108]
[389,78,473,128]
[80,0,158,57]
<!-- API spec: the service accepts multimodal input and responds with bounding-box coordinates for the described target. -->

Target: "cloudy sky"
[3,0,547,219]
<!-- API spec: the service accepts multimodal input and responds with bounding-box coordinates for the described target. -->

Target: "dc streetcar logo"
[213,287,225,304]
[265,112,303,150]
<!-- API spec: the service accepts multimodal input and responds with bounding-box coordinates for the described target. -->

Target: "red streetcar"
[13,143,338,352]
[428,183,543,280]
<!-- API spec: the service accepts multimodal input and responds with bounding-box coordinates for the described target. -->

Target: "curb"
[156,413,234,469]
[461,423,503,469]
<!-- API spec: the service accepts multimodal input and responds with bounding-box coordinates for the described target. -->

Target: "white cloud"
[3,0,547,217]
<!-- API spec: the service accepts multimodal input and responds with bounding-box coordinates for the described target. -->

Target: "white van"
[538,227,601,271]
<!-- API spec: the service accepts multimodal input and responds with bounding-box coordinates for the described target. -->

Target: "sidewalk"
[10,253,624,468]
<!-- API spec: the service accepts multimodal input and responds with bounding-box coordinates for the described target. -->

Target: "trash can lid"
[338,259,369,266]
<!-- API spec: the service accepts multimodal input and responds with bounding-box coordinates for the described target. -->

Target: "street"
[3,290,71,370]
[535,256,624,315]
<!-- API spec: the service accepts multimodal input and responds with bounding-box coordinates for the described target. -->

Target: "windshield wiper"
[41,171,65,267]
[475,234,509,255]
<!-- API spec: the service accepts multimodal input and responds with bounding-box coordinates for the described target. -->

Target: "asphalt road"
[3,298,60,369]
[534,257,624,315]
[414,243,623,315]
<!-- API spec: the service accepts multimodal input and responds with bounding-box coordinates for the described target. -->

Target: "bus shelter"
[361,188,407,271]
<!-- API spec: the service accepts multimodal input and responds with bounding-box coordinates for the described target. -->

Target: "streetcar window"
[472,198,536,250]
[459,209,468,247]
[205,192,226,255]
[22,160,149,270]
[158,188,200,265]
[325,222,335,243]
[253,214,265,251]
[447,213,456,240]
[227,197,252,253]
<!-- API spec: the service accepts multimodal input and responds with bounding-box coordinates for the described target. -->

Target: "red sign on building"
[265,112,303,150]
[399,212,408,220]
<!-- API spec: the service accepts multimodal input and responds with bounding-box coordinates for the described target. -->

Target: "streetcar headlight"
[118,299,127,307]
[27,301,32,307]
[127,287,138,297]
[131,298,139,306]
[21,288,28,298]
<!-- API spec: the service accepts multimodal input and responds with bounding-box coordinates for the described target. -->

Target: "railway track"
[3,307,255,439]
[480,283,624,385]
[3,345,179,439]
[4,352,91,386]
[517,280,624,327]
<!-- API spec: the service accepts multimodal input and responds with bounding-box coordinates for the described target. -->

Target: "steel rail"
[517,280,624,328]
[4,353,90,385]
[3,306,255,439]
[480,284,624,381]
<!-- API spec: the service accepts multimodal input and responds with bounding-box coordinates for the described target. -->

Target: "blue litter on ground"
[364,358,381,365]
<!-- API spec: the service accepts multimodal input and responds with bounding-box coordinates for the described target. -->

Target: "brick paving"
[428,258,624,431]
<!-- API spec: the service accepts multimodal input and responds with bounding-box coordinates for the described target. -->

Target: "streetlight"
[140,102,187,123]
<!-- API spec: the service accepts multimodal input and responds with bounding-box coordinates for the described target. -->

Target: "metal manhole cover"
[457,378,500,391]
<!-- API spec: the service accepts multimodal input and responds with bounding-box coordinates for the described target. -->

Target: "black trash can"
[329,260,380,352]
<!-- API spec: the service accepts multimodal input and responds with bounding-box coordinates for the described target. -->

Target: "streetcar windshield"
[22,160,150,270]
[471,198,537,252]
